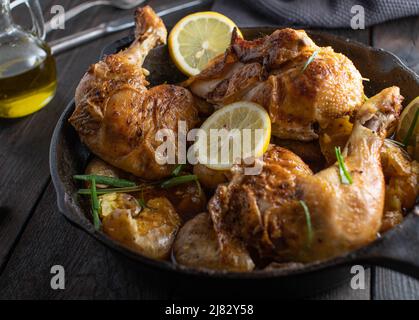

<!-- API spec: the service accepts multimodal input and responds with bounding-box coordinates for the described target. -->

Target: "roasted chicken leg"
[184,28,364,141]
[208,87,402,263]
[69,6,199,180]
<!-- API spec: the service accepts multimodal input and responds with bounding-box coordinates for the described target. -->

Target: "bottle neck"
[0,0,13,32]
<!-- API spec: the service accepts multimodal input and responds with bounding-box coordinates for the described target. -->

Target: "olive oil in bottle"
[0,0,57,118]
[0,43,57,118]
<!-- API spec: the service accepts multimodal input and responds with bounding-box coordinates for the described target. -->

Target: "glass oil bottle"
[0,0,56,118]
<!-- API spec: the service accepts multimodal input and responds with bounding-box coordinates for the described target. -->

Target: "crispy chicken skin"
[184,28,364,141]
[208,87,402,262]
[208,145,313,261]
[319,112,418,233]
[69,6,199,180]
[272,138,325,173]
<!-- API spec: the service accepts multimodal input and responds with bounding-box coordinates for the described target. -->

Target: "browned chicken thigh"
[208,87,402,263]
[208,145,313,263]
[184,28,364,141]
[69,6,199,180]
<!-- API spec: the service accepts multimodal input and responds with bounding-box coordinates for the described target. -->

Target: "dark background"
[0,0,418,299]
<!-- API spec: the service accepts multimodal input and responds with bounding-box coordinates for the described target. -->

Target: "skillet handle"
[357,211,419,279]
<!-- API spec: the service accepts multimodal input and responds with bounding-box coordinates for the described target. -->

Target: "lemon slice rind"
[168,11,242,76]
[195,101,271,171]
[396,96,419,145]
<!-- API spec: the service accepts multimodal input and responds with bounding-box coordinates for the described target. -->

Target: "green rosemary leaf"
[90,178,101,230]
[172,164,185,177]
[74,174,136,187]
[301,50,319,73]
[160,175,198,189]
[78,185,153,195]
[335,146,353,185]
[299,200,313,247]
[137,189,155,211]
[137,197,148,210]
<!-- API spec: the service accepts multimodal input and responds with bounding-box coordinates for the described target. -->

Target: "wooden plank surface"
[0,0,96,272]
[371,16,419,300]
[0,0,417,300]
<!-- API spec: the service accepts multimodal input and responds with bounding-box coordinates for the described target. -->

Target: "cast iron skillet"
[50,27,419,297]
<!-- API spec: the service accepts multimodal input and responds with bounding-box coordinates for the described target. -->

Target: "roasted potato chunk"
[99,193,140,218]
[380,142,419,232]
[173,212,254,272]
[101,196,181,259]
[140,179,207,221]
[193,164,229,189]
[85,157,123,188]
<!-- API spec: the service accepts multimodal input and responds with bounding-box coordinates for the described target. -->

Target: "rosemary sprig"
[402,108,419,146]
[160,175,198,189]
[78,185,154,195]
[384,139,411,159]
[385,138,405,148]
[335,146,353,185]
[301,50,319,73]
[74,174,136,188]
[90,178,101,230]
[299,200,313,248]
[137,197,148,210]
[171,164,185,177]
[137,189,155,211]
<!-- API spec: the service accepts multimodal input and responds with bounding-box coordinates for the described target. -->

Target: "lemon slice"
[396,96,419,160]
[195,102,271,170]
[168,12,242,76]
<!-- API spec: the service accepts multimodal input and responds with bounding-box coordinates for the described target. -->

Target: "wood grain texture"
[0,0,74,272]
[371,16,419,300]
[312,269,370,300]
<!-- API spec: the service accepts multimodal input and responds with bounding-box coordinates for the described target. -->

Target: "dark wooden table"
[0,0,418,300]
